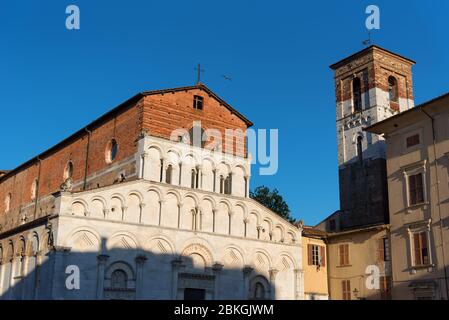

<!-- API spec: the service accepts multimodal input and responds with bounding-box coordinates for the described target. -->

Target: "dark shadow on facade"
[0,237,276,300]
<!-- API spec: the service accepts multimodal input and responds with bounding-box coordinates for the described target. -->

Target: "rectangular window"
[342,280,351,300]
[339,244,350,266]
[193,95,204,110]
[408,173,424,206]
[380,276,391,300]
[406,134,420,148]
[413,232,429,266]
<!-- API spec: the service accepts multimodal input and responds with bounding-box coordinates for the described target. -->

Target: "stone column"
[177,203,182,229]
[212,209,217,232]
[171,258,183,300]
[142,152,150,180]
[135,255,147,300]
[228,211,234,235]
[269,268,278,300]
[293,268,305,300]
[178,162,183,186]
[96,254,109,300]
[160,158,166,183]
[212,169,217,192]
[33,253,41,300]
[244,175,250,198]
[121,206,127,221]
[139,203,145,224]
[229,171,234,195]
[242,266,253,300]
[212,263,224,300]
[158,200,165,226]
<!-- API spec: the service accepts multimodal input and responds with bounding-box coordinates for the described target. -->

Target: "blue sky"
[1,0,448,225]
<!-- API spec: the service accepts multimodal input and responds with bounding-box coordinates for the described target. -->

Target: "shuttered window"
[377,238,390,262]
[342,280,351,300]
[339,244,349,266]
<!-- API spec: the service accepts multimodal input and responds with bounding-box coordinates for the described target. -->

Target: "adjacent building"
[366,93,449,300]
[302,226,328,300]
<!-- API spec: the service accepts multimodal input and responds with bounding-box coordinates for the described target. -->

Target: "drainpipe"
[421,108,449,299]
[83,127,92,191]
[33,156,43,220]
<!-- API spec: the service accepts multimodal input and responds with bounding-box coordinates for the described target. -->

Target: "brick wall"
[0,99,142,232]
[0,85,250,233]
[142,88,248,157]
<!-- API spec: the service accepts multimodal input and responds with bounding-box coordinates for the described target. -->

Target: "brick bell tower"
[330,45,415,230]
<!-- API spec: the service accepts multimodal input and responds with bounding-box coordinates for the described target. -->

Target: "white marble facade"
[0,135,303,300]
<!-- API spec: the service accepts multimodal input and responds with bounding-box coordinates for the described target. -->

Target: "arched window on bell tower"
[388,76,398,103]
[352,77,362,112]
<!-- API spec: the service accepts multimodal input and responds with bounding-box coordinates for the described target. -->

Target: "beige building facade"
[366,93,449,300]
[325,225,391,300]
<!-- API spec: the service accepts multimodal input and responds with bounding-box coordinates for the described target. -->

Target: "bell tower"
[330,45,415,230]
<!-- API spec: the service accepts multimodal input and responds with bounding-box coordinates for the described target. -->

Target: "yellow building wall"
[302,236,329,300]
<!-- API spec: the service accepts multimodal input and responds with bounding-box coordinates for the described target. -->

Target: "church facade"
[0,85,302,300]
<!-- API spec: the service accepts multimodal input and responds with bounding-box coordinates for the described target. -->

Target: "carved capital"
[97,254,109,264]
[243,265,253,276]
[212,262,224,272]
[135,255,148,265]
[269,268,279,281]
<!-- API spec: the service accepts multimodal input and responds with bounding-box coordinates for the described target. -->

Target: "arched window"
[106,139,118,163]
[64,161,74,180]
[111,269,128,289]
[5,193,11,213]
[189,126,207,148]
[254,282,266,299]
[352,77,362,112]
[357,135,363,163]
[165,165,173,184]
[224,175,231,195]
[388,76,398,103]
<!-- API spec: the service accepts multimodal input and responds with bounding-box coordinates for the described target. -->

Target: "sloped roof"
[330,45,416,70]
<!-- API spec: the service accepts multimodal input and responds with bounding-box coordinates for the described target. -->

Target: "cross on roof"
[194,63,204,84]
